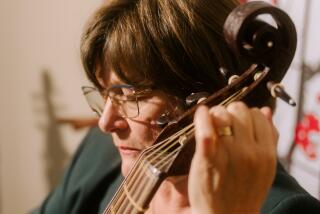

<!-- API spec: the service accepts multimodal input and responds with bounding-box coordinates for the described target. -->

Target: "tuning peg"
[267,81,296,106]
[228,75,240,85]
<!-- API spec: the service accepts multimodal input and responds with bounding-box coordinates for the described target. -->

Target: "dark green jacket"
[32,127,320,214]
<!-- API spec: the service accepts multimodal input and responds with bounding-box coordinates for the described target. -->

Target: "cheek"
[139,96,168,119]
[134,104,166,140]
[130,122,161,145]
[148,124,162,143]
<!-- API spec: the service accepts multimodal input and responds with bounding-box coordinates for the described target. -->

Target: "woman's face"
[97,71,174,176]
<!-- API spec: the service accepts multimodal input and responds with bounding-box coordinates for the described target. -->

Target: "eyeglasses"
[81,84,152,118]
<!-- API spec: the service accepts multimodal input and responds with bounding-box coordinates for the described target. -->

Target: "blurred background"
[0,0,319,213]
[0,0,102,213]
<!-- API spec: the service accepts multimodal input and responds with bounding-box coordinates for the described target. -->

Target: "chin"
[121,156,139,177]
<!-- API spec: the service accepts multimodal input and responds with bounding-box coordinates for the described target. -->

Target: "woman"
[80,0,279,213]
[33,0,320,213]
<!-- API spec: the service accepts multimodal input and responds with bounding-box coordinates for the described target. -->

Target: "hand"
[188,102,278,214]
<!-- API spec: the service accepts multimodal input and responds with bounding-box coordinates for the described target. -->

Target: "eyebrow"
[96,72,123,89]
[99,81,127,94]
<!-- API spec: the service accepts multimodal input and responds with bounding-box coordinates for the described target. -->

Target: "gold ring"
[217,126,233,137]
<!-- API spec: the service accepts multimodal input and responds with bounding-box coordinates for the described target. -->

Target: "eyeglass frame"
[82,84,153,119]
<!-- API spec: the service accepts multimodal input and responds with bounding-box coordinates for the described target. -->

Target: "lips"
[118,146,142,155]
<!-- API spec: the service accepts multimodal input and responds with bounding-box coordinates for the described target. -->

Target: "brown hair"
[80,0,274,108]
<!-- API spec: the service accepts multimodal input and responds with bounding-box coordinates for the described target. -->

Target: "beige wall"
[0,0,101,213]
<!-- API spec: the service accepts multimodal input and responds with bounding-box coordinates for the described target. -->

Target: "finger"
[260,106,272,122]
[250,108,273,145]
[209,105,233,142]
[191,106,220,210]
[251,108,277,178]
[226,102,254,143]
[259,106,279,144]
[194,105,217,161]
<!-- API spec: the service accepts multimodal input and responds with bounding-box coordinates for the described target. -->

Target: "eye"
[107,85,136,101]
[121,87,134,96]
[109,87,124,95]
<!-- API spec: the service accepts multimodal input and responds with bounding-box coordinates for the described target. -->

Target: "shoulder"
[262,163,320,214]
[33,127,122,214]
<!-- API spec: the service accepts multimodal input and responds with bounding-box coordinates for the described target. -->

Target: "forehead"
[96,67,122,89]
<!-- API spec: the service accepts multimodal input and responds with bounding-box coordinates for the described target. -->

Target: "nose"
[98,99,129,133]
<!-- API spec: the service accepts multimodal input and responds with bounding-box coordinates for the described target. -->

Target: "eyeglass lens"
[82,85,139,118]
